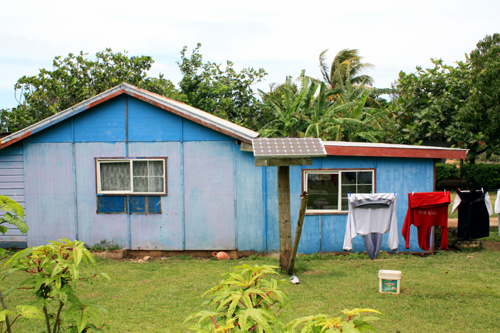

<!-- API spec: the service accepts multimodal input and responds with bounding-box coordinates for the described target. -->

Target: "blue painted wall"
[14,94,435,253]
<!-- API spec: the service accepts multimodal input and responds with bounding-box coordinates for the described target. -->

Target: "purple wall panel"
[184,141,236,250]
[24,143,76,246]
[74,143,129,248]
[128,142,184,250]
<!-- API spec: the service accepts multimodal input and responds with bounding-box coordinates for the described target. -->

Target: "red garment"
[402,192,450,250]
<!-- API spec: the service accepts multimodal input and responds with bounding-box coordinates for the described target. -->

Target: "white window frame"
[303,169,375,214]
[96,158,167,195]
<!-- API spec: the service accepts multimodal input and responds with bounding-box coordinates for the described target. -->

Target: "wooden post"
[287,192,309,275]
[278,166,292,271]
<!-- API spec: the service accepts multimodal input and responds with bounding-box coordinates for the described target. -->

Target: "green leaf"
[0,196,24,218]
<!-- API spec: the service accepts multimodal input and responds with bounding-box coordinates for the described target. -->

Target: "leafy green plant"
[2,238,111,333]
[285,308,381,333]
[87,240,121,251]
[185,264,289,332]
[0,196,27,236]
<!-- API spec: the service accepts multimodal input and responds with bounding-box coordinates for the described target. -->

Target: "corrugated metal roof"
[323,141,468,159]
[0,83,259,148]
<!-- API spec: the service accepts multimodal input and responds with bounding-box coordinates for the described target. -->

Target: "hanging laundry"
[452,189,493,240]
[343,193,398,259]
[496,189,500,236]
[402,192,450,251]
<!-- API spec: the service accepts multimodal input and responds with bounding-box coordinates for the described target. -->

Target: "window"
[303,169,374,213]
[96,158,167,195]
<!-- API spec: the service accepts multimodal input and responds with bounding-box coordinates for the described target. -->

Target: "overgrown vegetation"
[185,264,381,332]
[436,163,500,189]
[87,240,121,251]
[1,238,111,333]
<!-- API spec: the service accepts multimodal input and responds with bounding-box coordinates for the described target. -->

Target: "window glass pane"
[133,161,148,176]
[149,161,163,177]
[358,185,373,194]
[342,172,357,185]
[133,177,148,192]
[307,173,338,210]
[100,162,130,191]
[342,198,349,211]
[342,185,356,197]
[358,171,373,184]
[148,177,164,193]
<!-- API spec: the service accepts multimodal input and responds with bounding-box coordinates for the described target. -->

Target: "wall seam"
[71,118,79,241]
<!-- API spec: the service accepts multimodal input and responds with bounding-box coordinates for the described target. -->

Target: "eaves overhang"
[323,141,468,160]
[0,83,259,149]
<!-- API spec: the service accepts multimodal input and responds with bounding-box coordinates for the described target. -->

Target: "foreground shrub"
[185,264,381,332]
[1,238,110,333]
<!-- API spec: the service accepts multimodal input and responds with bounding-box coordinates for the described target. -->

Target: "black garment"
[457,190,490,240]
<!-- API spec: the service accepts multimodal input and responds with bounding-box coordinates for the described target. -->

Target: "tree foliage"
[388,58,472,148]
[259,71,390,142]
[178,43,270,130]
[389,33,500,161]
[460,33,500,158]
[0,49,178,132]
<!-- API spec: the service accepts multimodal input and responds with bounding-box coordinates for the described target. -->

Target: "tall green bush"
[435,163,500,189]
[435,163,460,188]
[461,164,500,189]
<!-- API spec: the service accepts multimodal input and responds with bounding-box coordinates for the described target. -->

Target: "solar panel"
[252,138,327,158]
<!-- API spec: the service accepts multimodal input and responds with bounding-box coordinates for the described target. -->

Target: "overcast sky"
[0,0,498,109]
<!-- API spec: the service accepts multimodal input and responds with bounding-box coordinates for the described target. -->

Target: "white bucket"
[378,270,402,294]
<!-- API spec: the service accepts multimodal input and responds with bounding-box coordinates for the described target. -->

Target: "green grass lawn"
[448,191,498,219]
[1,245,500,333]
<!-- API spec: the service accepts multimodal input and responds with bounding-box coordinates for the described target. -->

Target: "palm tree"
[319,49,374,89]
[258,76,316,138]
[326,68,391,142]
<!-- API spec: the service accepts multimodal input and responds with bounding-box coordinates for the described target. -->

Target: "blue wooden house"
[0,83,466,254]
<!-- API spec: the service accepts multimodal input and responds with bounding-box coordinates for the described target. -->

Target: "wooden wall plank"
[75,143,129,248]
[129,142,184,250]
[24,143,76,246]
[184,141,236,250]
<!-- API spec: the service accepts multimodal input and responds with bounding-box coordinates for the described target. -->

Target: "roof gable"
[0,83,259,148]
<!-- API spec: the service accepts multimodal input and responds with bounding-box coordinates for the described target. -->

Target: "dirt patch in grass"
[302,270,326,275]
[483,241,500,251]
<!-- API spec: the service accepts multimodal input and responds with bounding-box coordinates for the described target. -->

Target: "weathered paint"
[235,149,265,252]
[128,142,184,250]
[324,141,467,159]
[24,143,76,246]
[184,141,236,250]
[262,156,435,254]
[127,98,182,142]
[0,147,26,246]
[7,90,439,253]
[73,97,126,142]
[183,118,233,142]
[0,83,258,149]
[75,143,129,248]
